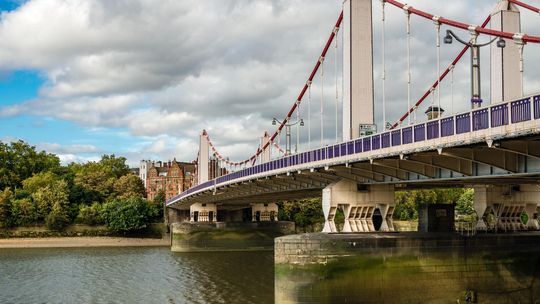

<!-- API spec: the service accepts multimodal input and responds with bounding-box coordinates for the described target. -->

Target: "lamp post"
[272,117,304,155]
[444,30,505,109]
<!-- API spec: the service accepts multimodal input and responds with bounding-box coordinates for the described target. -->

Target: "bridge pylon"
[490,0,522,103]
[343,0,374,140]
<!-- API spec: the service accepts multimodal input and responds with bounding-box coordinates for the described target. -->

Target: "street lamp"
[272,117,304,155]
[444,29,505,109]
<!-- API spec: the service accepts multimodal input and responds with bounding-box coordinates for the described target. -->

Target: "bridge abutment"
[322,180,394,233]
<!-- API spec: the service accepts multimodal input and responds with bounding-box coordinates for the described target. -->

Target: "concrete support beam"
[190,203,217,222]
[322,179,395,233]
[473,184,540,231]
[251,203,279,222]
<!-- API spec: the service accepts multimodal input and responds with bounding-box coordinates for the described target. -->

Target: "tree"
[31,179,70,220]
[99,154,130,178]
[152,189,166,219]
[456,189,475,215]
[76,203,104,226]
[73,162,115,203]
[101,197,158,233]
[0,188,13,228]
[11,198,37,226]
[0,140,60,190]
[45,201,70,230]
[279,198,324,232]
[113,174,145,199]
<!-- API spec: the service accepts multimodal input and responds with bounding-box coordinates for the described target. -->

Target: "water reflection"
[276,249,540,303]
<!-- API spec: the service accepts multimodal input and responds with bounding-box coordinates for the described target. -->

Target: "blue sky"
[1,0,539,167]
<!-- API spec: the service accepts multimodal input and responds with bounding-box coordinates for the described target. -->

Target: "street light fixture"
[444,29,504,109]
[272,117,304,155]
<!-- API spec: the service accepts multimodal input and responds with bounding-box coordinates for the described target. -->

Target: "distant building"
[141,159,196,201]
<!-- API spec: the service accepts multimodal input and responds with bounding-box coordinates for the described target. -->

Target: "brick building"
[145,159,196,201]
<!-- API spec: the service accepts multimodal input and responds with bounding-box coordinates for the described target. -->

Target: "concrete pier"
[275,232,540,303]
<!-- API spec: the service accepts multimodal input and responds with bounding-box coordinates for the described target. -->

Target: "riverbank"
[0,236,170,249]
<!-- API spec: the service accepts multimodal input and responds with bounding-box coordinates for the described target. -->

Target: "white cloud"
[1,0,540,165]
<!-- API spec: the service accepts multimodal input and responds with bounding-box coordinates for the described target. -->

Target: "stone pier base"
[171,221,294,252]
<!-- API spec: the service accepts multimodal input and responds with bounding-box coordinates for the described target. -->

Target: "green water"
[276,249,540,303]
[0,247,274,304]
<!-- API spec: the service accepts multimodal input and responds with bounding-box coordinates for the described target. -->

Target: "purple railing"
[472,108,489,131]
[414,124,425,142]
[427,121,439,140]
[402,127,413,144]
[381,132,391,148]
[363,137,371,152]
[372,135,381,150]
[456,113,471,134]
[354,139,362,153]
[441,117,454,137]
[392,130,401,146]
[511,98,531,123]
[491,104,508,127]
[535,96,540,119]
[169,94,540,205]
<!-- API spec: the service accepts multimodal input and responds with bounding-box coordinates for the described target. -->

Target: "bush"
[101,197,158,233]
[76,203,104,226]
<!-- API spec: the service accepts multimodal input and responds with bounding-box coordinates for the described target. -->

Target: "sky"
[1,0,540,167]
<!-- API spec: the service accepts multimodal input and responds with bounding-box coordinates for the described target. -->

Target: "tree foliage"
[76,203,105,226]
[279,198,324,232]
[0,140,161,232]
[114,174,145,199]
[101,197,158,233]
[0,188,14,228]
[0,141,60,190]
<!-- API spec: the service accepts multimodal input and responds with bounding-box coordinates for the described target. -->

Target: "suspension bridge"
[167,0,540,234]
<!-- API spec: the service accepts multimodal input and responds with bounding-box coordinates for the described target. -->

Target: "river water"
[0,247,274,304]
[2,246,540,303]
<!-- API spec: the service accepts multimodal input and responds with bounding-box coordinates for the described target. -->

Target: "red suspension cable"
[508,0,540,13]
[202,11,344,166]
[390,15,492,129]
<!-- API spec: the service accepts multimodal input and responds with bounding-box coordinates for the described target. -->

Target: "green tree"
[45,201,70,230]
[11,198,37,226]
[152,189,166,220]
[113,174,145,199]
[279,198,324,232]
[0,140,60,190]
[0,188,14,228]
[31,179,70,220]
[99,154,130,178]
[101,197,158,233]
[73,162,115,203]
[76,203,104,226]
[456,188,475,215]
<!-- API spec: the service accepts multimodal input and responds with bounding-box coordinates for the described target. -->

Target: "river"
[2,246,540,303]
[0,247,274,304]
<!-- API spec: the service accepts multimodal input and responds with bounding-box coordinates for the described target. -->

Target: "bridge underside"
[169,135,540,210]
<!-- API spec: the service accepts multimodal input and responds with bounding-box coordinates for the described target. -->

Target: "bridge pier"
[251,203,278,222]
[474,185,540,231]
[190,203,217,222]
[322,180,394,233]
